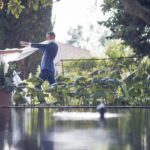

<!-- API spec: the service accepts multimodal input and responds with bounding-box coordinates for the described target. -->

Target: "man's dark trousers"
[36,69,55,90]
[35,69,55,103]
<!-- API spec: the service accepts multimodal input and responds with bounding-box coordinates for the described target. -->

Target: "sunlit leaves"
[0,0,4,10]
[56,75,70,82]
[90,70,105,77]
[101,0,120,14]
[110,70,121,79]
[6,0,52,18]
[7,0,25,18]
[26,76,43,86]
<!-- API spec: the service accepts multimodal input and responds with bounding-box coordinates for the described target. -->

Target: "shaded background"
[0,0,53,79]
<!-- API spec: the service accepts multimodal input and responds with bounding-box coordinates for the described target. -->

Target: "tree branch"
[122,0,150,24]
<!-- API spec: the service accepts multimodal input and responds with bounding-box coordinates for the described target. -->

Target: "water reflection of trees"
[19,108,54,150]
[0,108,11,150]
[1,108,150,150]
[107,109,150,150]
[0,108,54,150]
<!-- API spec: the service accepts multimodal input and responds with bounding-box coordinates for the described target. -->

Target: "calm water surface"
[0,108,150,150]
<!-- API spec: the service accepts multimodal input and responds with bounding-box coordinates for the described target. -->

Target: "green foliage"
[100,0,150,56]
[105,39,134,57]
[7,0,25,18]
[17,66,51,105]
[10,54,150,106]
[63,57,99,76]
[0,62,28,105]
[1,0,52,18]
[48,57,150,106]
[0,62,16,91]
[0,62,24,92]
[63,41,136,77]
[26,76,43,86]
[13,91,27,106]
[62,57,141,78]
[10,56,150,106]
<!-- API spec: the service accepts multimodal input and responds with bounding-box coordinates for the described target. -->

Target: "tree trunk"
[122,0,150,24]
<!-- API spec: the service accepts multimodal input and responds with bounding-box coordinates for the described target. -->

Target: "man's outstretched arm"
[20,41,50,51]
[31,43,49,50]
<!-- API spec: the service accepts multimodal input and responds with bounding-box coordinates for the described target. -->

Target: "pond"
[0,108,150,150]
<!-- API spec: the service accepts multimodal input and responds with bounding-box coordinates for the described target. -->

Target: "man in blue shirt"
[20,32,58,103]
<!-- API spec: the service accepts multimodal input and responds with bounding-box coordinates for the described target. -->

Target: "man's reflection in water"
[17,108,54,150]
[99,119,106,128]
[98,114,106,128]
[39,108,54,150]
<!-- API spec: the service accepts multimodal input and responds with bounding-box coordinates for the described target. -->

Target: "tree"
[5,0,150,23]
[105,39,134,58]
[67,25,83,47]
[66,24,109,50]
[100,0,150,56]
[122,0,150,25]
[101,0,150,25]
[0,0,53,78]
[0,0,54,18]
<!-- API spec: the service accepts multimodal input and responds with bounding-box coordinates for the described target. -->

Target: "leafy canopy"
[0,0,53,18]
[100,0,150,56]
[105,39,134,58]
